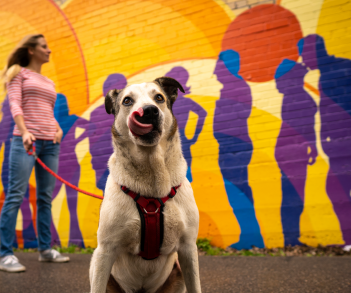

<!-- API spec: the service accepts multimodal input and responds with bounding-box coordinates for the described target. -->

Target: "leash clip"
[27,142,38,159]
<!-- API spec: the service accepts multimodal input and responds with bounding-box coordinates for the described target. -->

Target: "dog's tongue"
[128,108,153,136]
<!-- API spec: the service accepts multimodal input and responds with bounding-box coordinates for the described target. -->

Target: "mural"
[0,0,350,249]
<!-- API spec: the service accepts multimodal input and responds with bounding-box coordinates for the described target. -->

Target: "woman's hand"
[22,131,36,152]
[53,128,63,144]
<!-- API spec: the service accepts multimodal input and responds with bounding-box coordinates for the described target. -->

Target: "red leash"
[27,143,104,200]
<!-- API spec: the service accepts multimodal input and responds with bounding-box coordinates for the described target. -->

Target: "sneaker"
[39,249,70,263]
[0,255,26,272]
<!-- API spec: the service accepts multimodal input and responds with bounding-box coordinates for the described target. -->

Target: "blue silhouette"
[213,50,264,249]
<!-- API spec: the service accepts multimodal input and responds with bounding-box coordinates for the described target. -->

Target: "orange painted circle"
[222,4,303,82]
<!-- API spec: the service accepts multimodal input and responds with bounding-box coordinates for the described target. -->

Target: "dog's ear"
[105,89,122,115]
[154,77,185,106]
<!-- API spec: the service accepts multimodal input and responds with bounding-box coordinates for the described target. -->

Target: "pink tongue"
[128,108,153,136]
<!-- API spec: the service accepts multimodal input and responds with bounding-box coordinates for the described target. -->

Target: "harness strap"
[121,185,181,260]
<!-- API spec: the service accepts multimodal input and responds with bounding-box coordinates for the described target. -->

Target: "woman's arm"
[8,71,36,151]
[13,115,36,151]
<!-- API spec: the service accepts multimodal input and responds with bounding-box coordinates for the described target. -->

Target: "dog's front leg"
[178,241,201,293]
[90,246,118,293]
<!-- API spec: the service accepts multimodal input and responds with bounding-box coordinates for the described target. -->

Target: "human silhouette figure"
[89,74,127,191]
[165,67,207,182]
[51,93,89,247]
[298,35,351,245]
[0,97,14,200]
[274,60,318,246]
[0,97,38,249]
[213,50,264,249]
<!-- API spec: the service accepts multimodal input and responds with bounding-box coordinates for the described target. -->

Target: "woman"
[0,34,69,273]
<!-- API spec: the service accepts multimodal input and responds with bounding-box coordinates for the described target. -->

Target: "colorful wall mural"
[0,0,350,249]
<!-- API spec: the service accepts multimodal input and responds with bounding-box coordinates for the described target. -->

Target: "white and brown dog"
[89,77,201,293]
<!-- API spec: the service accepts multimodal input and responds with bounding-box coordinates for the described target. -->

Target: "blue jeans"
[0,136,60,257]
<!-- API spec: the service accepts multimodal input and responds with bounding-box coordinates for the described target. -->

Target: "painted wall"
[0,0,350,249]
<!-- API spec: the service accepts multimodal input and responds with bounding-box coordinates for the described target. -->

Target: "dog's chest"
[121,199,185,255]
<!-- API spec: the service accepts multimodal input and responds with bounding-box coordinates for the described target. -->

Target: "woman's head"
[7,34,50,68]
[2,34,50,85]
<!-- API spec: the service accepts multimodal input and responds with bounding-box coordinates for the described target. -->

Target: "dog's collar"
[120,184,181,260]
[120,185,180,206]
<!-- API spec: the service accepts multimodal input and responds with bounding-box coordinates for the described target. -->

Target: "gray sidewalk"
[0,253,350,292]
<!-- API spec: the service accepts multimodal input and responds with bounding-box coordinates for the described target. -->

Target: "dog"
[89,77,201,293]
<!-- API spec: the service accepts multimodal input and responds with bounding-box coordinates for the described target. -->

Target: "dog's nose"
[143,105,159,120]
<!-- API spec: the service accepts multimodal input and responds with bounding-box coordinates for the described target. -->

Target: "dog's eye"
[123,97,133,105]
[155,94,164,102]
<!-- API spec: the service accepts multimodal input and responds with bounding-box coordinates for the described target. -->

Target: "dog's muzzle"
[128,106,160,137]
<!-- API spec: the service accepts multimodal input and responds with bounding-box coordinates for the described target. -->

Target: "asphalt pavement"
[0,253,350,292]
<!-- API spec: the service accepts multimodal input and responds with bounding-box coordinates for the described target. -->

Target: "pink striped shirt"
[7,68,57,140]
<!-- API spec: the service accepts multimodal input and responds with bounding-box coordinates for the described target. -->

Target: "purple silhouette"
[165,67,207,182]
[213,50,264,249]
[89,74,127,191]
[274,60,317,246]
[298,35,351,245]
[0,97,14,197]
[51,94,89,247]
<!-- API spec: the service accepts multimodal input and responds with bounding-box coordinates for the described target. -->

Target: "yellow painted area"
[184,111,198,140]
[52,184,70,247]
[248,107,284,248]
[317,0,351,60]
[76,138,102,248]
[301,153,344,246]
[188,95,240,248]
[63,0,230,107]
[28,169,36,188]
[75,127,85,139]
[248,78,285,248]
[15,208,23,231]
[299,80,344,246]
[248,80,284,120]
[281,0,324,36]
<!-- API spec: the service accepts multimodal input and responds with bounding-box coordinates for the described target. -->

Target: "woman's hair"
[1,34,44,88]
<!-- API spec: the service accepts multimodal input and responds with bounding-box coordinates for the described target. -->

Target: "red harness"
[121,185,181,260]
